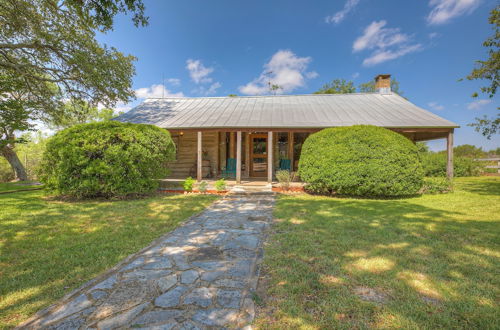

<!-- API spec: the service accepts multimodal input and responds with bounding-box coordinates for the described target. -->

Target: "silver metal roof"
[116,93,458,129]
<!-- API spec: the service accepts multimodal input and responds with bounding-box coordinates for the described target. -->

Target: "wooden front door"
[249,134,268,177]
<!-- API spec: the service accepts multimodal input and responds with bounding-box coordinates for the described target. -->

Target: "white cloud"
[353,20,422,66]
[428,32,440,39]
[194,82,222,96]
[186,59,214,84]
[427,0,480,25]
[352,72,360,79]
[428,101,445,111]
[135,84,184,99]
[113,102,133,115]
[166,78,181,86]
[325,0,360,24]
[239,50,316,95]
[467,99,492,110]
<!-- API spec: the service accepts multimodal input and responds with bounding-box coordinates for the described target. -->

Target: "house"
[116,75,458,183]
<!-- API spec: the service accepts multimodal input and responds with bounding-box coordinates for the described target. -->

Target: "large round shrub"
[39,121,175,198]
[299,125,424,197]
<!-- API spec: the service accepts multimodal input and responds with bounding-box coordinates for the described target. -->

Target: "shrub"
[420,177,453,194]
[0,158,14,182]
[299,125,424,197]
[421,153,483,177]
[214,178,226,191]
[198,181,208,193]
[39,121,175,198]
[183,177,195,192]
[275,170,296,191]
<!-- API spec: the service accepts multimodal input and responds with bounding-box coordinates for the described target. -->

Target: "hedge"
[421,152,483,177]
[298,125,424,197]
[39,121,175,198]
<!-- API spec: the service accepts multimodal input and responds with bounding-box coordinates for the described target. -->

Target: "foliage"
[255,177,500,329]
[420,177,453,194]
[198,181,208,193]
[358,77,404,96]
[49,100,117,130]
[275,170,296,191]
[469,115,499,140]
[0,0,144,179]
[466,4,499,139]
[39,121,175,198]
[299,126,424,197]
[0,158,14,182]
[214,178,227,191]
[183,177,195,192]
[314,79,356,94]
[65,0,148,31]
[420,152,483,177]
[453,144,485,158]
[0,191,216,328]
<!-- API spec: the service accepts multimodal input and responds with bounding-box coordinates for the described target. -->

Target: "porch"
[166,127,455,184]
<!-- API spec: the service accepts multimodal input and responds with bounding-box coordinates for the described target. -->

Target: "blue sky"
[98,0,499,151]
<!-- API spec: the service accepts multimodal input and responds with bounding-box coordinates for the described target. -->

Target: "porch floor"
[158,178,305,191]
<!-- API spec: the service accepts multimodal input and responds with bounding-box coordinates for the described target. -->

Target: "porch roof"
[115,93,458,129]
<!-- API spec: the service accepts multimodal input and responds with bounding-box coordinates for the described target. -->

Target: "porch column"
[197,131,202,182]
[446,129,454,179]
[268,131,273,183]
[236,131,242,184]
[229,132,236,158]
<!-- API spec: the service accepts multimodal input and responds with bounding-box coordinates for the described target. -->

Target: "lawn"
[0,190,218,328]
[0,181,42,193]
[255,177,500,329]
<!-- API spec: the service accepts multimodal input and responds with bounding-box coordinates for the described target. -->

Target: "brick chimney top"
[375,74,391,94]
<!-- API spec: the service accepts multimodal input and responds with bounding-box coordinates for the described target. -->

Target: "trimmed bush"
[39,121,175,198]
[421,153,483,177]
[420,177,453,194]
[299,125,424,197]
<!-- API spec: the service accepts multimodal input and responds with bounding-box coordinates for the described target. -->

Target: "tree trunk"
[1,145,28,181]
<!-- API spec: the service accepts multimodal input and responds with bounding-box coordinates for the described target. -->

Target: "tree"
[466,5,499,139]
[454,144,485,158]
[315,79,356,94]
[0,0,145,180]
[49,100,117,130]
[358,78,404,96]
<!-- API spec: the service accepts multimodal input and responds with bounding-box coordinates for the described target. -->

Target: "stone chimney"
[375,74,391,94]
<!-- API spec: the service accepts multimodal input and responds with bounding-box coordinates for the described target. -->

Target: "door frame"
[248,133,268,177]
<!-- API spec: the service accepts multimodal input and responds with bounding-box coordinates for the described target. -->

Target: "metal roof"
[116,93,458,129]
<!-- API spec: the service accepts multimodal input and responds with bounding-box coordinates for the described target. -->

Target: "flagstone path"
[22,193,275,329]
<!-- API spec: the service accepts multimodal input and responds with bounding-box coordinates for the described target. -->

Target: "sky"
[97,0,499,151]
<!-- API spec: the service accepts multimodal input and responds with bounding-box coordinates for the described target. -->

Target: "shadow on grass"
[257,179,500,329]
[0,191,217,328]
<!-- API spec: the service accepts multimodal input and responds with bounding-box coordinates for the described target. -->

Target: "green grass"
[0,191,218,328]
[255,177,500,329]
[0,181,42,193]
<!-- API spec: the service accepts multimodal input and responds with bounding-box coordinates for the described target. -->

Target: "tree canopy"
[466,4,499,139]
[314,79,356,94]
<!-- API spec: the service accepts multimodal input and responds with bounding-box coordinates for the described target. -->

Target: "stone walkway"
[23,194,275,329]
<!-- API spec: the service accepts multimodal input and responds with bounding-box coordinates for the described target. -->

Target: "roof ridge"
[144,92,383,100]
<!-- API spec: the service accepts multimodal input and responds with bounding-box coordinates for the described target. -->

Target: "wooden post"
[244,133,250,178]
[229,132,236,158]
[197,131,202,182]
[236,131,242,184]
[446,129,454,180]
[288,132,294,171]
[268,131,273,183]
